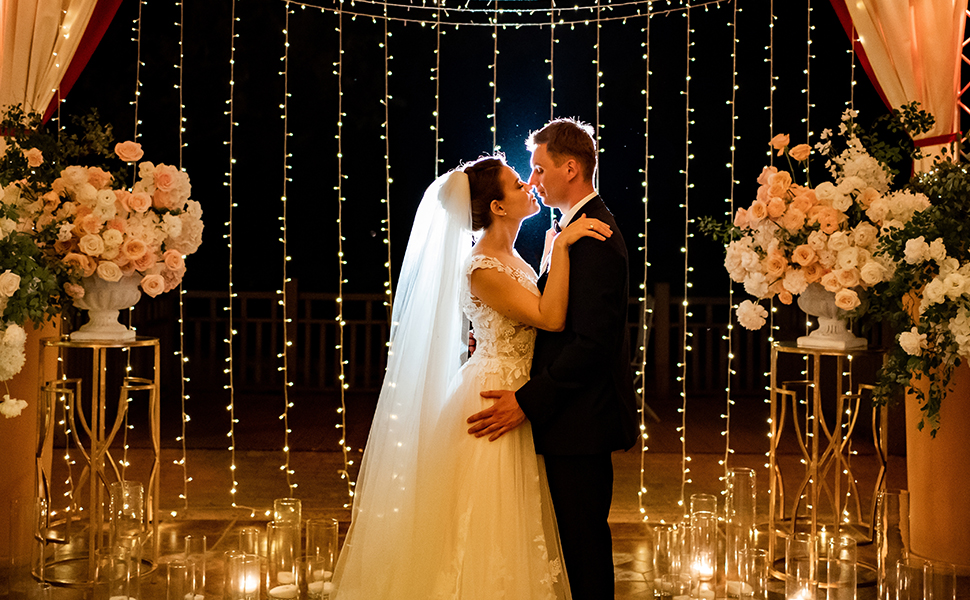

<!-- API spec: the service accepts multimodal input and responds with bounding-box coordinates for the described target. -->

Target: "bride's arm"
[470,215,611,331]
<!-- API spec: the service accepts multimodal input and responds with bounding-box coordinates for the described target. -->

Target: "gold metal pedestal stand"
[37,336,161,586]
[767,342,888,586]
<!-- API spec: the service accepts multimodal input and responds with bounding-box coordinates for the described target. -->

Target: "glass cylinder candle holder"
[117,533,143,600]
[823,534,857,600]
[724,468,757,596]
[689,494,717,586]
[267,521,300,597]
[652,523,682,595]
[238,527,262,556]
[166,560,189,600]
[658,573,691,600]
[306,518,339,580]
[924,559,956,600]
[785,532,815,599]
[894,559,924,600]
[273,498,302,526]
[740,548,768,600]
[874,489,909,600]
[109,481,145,545]
[94,546,130,600]
[301,556,335,600]
[184,534,207,600]
[227,554,262,600]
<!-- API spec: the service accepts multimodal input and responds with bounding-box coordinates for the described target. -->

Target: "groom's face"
[528,144,568,210]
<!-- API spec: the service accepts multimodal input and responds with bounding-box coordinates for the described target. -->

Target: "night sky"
[62,0,887,298]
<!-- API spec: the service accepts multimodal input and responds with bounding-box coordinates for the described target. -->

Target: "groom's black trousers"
[544,453,615,599]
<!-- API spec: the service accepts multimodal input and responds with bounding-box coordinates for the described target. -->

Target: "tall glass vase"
[724,467,756,597]
[689,493,717,597]
[875,489,910,600]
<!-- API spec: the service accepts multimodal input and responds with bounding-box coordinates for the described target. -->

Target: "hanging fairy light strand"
[548,0,556,121]
[381,2,394,315]
[173,0,193,516]
[594,0,603,188]
[677,2,696,511]
[720,0,739,477]
[433,4,443,176]
[635,6,653,522]
[334,7,355,506]
[279,0,297,495]
[489,2,499,151]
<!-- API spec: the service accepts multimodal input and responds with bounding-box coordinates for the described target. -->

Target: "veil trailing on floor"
[331,169,473,597]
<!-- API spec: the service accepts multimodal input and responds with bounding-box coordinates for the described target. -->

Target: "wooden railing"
[133,282,774,401]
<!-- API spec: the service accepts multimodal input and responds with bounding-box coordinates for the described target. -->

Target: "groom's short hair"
[527,118,597,183]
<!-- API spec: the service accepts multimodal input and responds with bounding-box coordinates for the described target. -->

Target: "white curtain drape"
[843,0,968,170]
[0,0,99,116]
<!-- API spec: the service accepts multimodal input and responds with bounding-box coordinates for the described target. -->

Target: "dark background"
[61,0,889,298]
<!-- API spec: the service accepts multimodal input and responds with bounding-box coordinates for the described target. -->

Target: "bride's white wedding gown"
[332,254,570,600]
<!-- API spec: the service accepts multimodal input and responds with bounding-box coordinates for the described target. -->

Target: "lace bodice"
[460,254,539,387]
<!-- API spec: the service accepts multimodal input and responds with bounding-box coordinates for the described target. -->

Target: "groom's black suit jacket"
[517,196,639,455]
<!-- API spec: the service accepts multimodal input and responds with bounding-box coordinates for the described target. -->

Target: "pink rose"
[153,164,180,192]
[769,133,790,155]
[163,249,185,271]
[152,189,175,210]
[792,244,817,266]
[789,144,811,162]
[114,141,144,163]
[64,282,85,299]
[106,218,126,233]
[128,192,152,213]
[114,189,132,212]
[87,167,112,189]
[835,288,861,310]
[22,147,43,168]
[140,274,166,297]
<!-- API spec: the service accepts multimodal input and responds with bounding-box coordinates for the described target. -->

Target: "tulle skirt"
[331,357,570,600]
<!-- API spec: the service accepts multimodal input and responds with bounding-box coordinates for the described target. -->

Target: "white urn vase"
[795,283,867,350]
[70,274,142,341]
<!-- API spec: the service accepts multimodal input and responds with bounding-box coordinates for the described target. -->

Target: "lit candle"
[725,581,754,596]
[277,571,296,585]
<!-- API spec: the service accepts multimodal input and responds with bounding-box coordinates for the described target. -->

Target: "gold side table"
[37,336,161,585]
[767,342,888,583]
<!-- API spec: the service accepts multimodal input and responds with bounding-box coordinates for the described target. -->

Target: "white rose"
[859,261,885,286]
[837,247,861,270]
[866,198,889,223]
[57,222,74,242]
[898,327,926,357]
[924,278,946,307]
[96,190,116,208]
[807,230,828,252]
[929,238,947,264]
[815,181,837,205]
[96,261,124,282]
[102,229,124,248]
[904,237,929,265]
[75,182,98,207]
[736,300,768,330]
[0,270,21,297]
[852,222,878,249]
[78,234,106,257]
[817,249,837,269]
[943,272,967,300]
[831,193,853,212]
[827,231,850,252]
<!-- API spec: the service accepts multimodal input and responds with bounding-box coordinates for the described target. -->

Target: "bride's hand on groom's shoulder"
[557,214,612,248]
[467,390,526,441]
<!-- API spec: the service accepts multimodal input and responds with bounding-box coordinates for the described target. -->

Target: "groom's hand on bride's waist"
[467,390,526,441]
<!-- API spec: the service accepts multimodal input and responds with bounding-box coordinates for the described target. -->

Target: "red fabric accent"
[828,0,893,111]
[914,132,961,147]
[41,0,125,123]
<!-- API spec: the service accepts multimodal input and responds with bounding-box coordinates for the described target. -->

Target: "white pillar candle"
[268,584,299,600]
[277,571,296,585]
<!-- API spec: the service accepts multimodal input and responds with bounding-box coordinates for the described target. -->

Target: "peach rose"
[121,261,138,277]
[106,218,126,233]
[815,207,841,235]
[757,166,778,186]
[835,288,861,310]
[733,207,750,229]
[87,167,112,189]
[163,249,185,271]
[140,274,166,297]
[153,164,180,192]
[63,253,96,277]
[152,189,175,210]
[121,238,149,262]
[748,200,768,222]
[792,244,817,266]
[777,290,793,305]
[791,193,814,215]
[768,171,793,197]
[114,141,144,163]
[836,268,861,289]
[78,234,105,257]
[22,147,43,168]
[763,252,788,280]
[133,251,157,272]
[820,271,841,292]
[114,189,132,212]
[770,133,790,155]
[789,144,811,162]
[802,263,824,283]
[129,192,152,213]
[64,282,85,299]
[859,187,880,209]
[767,197,786,219]
[780,207,806,233]
[96,261,124,282]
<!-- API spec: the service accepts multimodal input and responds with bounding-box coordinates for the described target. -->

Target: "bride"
[330,154,611,599]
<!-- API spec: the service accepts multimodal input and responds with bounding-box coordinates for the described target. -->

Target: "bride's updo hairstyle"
[462,154,508,232]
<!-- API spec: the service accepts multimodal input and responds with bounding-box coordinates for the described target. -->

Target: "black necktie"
[553,219,561,233]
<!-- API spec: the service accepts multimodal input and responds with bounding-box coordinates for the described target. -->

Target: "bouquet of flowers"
[0,106,203,417]
[706,107,933,331]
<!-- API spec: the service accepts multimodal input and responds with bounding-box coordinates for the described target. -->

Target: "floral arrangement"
[702,106,934,332]
[0,106,203,417]
[866,157,970,436]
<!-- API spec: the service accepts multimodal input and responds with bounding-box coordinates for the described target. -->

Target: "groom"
[467,117,639,597]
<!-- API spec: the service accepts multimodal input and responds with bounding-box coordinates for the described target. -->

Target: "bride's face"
[498,166,540,221]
